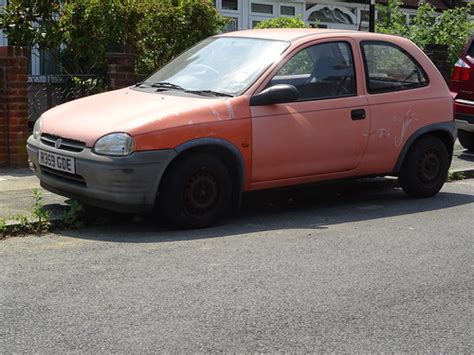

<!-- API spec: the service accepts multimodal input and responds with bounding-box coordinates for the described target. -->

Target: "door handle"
[351,109,366,120]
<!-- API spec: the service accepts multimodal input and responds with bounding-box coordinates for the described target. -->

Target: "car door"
[358,41,441,174]
[250,39,370,182]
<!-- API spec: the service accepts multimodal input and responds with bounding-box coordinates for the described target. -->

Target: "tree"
[376,0,473,65]
[135,0,227,74]
[254,16,310,29]
[0,0,226,75]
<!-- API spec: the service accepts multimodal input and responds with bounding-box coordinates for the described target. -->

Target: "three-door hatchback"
[27,29,455,228]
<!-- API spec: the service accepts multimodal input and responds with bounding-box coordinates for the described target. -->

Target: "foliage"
[0,0,63,50]
[0,0,226,75]
[60,200,85,229]
[135,0,227,74]
[0,190,89,237]
[31,189,51,233]
[254,16,310,29]
[376,0,408,37]
[447,170,466,182]
[0,218,6,237]
[376,0,474,65]
[278,50,313,76]
[12,214,29,234]
[432,5,474,64]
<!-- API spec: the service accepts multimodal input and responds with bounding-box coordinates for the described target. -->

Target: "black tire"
[398,135,449,198]
[158,153,233,229]
[458,130,474,152]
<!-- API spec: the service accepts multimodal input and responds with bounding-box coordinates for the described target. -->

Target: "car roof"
[218,28,401,43]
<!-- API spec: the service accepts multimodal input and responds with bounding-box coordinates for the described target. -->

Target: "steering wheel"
[403,68,420,82]
[191,63,220,78]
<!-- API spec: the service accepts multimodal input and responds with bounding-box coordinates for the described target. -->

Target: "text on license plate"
[39,150,75,174]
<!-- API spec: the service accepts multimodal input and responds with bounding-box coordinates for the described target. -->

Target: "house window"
[360,9,370,22]
[251,3,273,15]
[358,9,375,31]
[223,17,239,32]
[252,20,261,28]
[281,5,296,16]
[222,0,238,11]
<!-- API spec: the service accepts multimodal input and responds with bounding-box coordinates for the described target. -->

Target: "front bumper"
[454,98,474,133]
[27,135,177,213]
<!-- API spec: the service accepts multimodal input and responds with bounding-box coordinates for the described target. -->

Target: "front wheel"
[398,136,449,198]
[158,153,232,229]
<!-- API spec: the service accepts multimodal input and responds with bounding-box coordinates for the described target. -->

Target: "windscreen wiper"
[151,82,186,91]
[135,81,186,91]
[184,89,234,98]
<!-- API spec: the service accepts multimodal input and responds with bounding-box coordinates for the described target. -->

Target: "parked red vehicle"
[451,35,474,151]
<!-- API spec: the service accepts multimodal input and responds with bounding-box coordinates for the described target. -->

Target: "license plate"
[39,150,75,174]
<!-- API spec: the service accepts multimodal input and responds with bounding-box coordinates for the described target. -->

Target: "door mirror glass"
[250,84,299,106]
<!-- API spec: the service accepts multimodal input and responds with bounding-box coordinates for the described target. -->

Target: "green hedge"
[0,0,227,75]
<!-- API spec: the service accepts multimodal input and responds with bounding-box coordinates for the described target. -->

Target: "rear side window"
[361,42,428,94]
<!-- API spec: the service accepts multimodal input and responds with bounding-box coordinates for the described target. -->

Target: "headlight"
[93,133,134,156]
[33,118,42,139]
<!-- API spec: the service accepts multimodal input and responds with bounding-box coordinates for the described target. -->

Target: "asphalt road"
[1,179,473,353]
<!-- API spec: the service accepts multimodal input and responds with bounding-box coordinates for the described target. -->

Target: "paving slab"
[0,168,67,221]
[451,141,474,173]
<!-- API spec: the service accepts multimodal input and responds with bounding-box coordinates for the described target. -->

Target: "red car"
[27,30,454,228]
[451,35,474,151]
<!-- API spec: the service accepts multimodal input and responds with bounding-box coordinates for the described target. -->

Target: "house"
[0,0,470,75]
[216,0,470,32]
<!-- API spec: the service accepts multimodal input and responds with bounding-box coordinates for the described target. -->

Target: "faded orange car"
[27,29,455,228]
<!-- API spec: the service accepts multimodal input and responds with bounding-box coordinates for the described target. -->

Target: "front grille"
[41,134,86,153]
[41,166,87,187]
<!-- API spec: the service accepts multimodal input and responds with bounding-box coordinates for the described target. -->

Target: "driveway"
[1,179,473,352]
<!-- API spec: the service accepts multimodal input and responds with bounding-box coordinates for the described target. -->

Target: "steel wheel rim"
[417,149,441,184]
[183,169,220,216]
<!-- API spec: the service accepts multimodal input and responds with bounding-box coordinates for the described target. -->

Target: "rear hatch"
[450,36,474,100]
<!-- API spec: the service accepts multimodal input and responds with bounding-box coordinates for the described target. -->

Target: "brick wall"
[0,46,29,168]
[424,44,451,84]
[105,48,138,90]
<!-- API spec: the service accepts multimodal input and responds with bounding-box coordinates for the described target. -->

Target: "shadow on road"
[58,177,474,243]
[456,150,474,163]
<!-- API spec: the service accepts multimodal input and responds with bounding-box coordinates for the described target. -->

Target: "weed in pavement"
[60,200,85,229]
[447,170,466,182]
[31,189,51,233]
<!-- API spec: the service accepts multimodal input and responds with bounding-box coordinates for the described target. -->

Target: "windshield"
[143,37,289,96]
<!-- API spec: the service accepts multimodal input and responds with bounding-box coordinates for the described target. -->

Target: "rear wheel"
[458,130,474,152]
[398,136,449,198]
[158,153,232,229]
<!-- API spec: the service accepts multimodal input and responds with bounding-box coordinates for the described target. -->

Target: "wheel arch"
[159,138,246,209]
[393,121,456,174]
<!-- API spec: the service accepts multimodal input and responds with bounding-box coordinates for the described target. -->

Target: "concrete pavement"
[451,140,474,172]
[0,168,67,223]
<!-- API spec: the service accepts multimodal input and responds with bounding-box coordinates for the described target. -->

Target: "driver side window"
[269,42,356,101]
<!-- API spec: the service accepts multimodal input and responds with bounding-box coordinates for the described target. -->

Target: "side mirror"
[250,84,298,106]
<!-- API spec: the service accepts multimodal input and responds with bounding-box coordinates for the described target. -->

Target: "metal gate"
[27,74,106,129]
